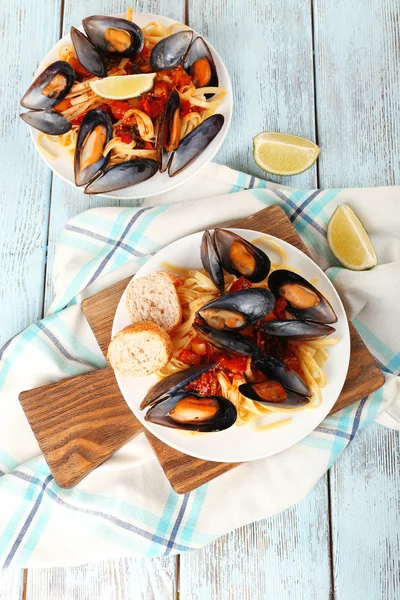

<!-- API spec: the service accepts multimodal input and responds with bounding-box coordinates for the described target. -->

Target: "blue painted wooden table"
[0,1,399,598]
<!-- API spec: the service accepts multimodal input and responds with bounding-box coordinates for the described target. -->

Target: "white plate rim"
[26,12,233,199]
[111,228,351,463]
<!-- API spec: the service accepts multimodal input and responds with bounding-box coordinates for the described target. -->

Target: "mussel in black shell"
[70,26,107,78]
[19,110,72,135]
[197,288,274,331]
[150,30,193,72]
[201,230,225,294]
[213,229,271,282]
[84,158,158,194]
[239,381,310,409]
[268,270,337,324]
[145,391,237,432]
[183,36,218,88]
[253,355,311,397]
[193,322,263,358]
[260,320,335,340]
[82,16,144,57]
[168,114,224,176]
[74,109,113,187]
[156,90,181,172]
[140,365,213,410]
[20,61,75,110]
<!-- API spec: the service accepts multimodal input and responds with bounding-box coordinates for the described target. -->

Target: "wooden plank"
[313,0,400,187]
[330,424,400,599]
[188,0,318,189]
[0,0,61,345]
[180,476,331,599]
[0,569,24,600]
[25,557,177,600]
[314,1,400,597]
[44,0,186,311]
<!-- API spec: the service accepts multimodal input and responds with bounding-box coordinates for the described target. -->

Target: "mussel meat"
[19,110,71,135]
[253,355,311,397]
[140,364,213,410]
[85,158,158,194]
[168,114,224,176]
[194,322,263,358]
[144,391,237,432]
[156,90,180,172]
[213,229,271,282]
[197,288,275,331]
[201,230,225,294]
[150,30,193,72]
[70,26,107,78]
[260,320,335,340]
[239,381,310,409]
[183,36,218,88]
[20,61,75,110]
[268,270,337,324]
[74,109,113,187]
[83,16,144,57]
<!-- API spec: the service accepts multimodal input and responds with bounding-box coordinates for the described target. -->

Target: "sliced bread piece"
[125,271,182,333]
[108,322,172,377]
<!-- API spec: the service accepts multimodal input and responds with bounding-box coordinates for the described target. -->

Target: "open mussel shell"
[214,229,271,283]
[85,158,159,194]
[197,288,275,331]
[150,30,193,72]
[239,382,310,409]
[168,114,224,177]
[194,322,263,358]
[260,320,335,340]
[83,16,144,57]
[157,90,180,172]
[183,36,218,88]
[20,110,72,135]
[74,109,113,187]
[140,365,213,410]
[268,270,338,324]
[254,356,311,397]
[70,26,107,78]
[200,230,224,294]
[20,61,75,110]
[144,391,237,432]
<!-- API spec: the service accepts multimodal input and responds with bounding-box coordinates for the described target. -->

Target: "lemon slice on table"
[253,132,320,176]
[89,73,156,100]
[327,205,377,270]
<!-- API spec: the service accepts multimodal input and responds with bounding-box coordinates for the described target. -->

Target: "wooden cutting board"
[19,205,385,493]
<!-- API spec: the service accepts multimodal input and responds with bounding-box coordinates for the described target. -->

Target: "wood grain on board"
[19,368,142,489]
[19,205,384,493]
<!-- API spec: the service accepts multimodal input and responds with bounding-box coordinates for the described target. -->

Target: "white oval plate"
[112,229,350,463]
[27,12,233,199]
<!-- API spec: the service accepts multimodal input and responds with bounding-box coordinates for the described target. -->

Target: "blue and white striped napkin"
[0,163,399,568]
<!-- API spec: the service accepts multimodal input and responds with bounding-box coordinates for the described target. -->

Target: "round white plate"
[27,12,233,199]
[112,229,350,463]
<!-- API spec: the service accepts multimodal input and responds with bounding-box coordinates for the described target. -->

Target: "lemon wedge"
[253,132,320,176]
[89,73,156,100]
[327,205,377,270]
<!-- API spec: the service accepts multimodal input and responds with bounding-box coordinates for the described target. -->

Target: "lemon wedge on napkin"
[253,132,320,176]
[89,73,156,100]
[327,205,377,270]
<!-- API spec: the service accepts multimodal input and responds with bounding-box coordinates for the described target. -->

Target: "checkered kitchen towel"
[0,163,399,567]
